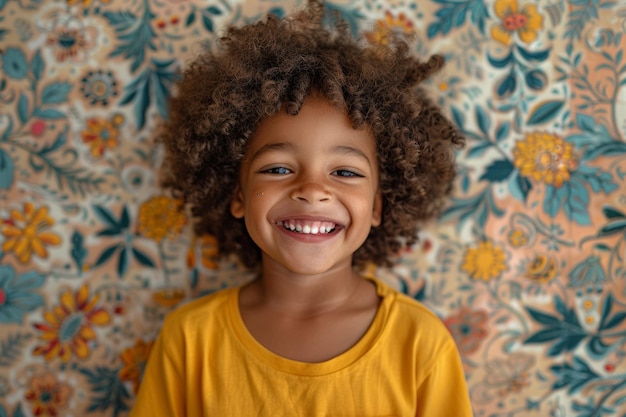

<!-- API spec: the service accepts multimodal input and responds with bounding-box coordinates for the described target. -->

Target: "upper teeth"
[278,221,336,234]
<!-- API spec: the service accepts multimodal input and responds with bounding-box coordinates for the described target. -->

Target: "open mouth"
[276,220,337,235]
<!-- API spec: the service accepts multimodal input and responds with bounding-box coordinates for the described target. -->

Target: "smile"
[276,220,337,235]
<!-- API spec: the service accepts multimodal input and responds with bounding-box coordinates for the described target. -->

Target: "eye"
[263,167,291,175]
[333,169,364,178]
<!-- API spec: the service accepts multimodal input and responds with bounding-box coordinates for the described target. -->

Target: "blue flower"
[0,264,45,323]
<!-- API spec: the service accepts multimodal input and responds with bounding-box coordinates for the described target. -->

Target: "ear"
[230,185,245,219]
[371,189,382,227]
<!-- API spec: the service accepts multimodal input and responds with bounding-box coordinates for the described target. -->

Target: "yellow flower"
[186,234,219,270]
[365,11,415,45]
[24,372,71,417]
[119,338,154,394]
[81,114,124,158]
[153,287,185,308]
[1,202,62,263]
[33,285,111,362]
[461,240,507,281]
[525,254,557,283]
[137,196,187,241]
[508,228,528,247]
[491,0,543,45]
[513,131,577,187]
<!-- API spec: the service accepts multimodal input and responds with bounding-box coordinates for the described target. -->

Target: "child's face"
[230,96,382,276]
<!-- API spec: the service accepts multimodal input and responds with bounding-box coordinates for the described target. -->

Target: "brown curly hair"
[159,0,464,269]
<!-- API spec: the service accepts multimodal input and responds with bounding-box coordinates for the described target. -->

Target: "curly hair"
[159,0,464,269]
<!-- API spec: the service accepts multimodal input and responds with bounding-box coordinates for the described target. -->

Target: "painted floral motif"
[80,69,119,106]
[513,132,578,187]
[365,10,415,45]
[45,14,97,63]
[24,372,72,417]
[491,0,543,45]
[1,202,62,264]
[153,287,185,307]
[137,196,186,241]
[187,234,219,270]
[32,285,111,362]
[0,265,45,324]
[80,114,125,158]
[119,338,154,394]
[1,0,625,415]
[444,308,488,355]
[461,240,507,281]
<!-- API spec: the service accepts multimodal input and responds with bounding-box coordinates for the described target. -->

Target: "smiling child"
[130,1,473,416]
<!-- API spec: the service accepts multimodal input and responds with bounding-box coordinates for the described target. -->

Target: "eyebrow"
[248,142,372,165]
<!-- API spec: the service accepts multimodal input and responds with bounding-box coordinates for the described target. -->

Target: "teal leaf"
[496,73,516,98]
[475,105,490,136]
[526,100,565,125]
[94,245,121,267]
[2,48,28,79]
[508,171,532,202]
[603,205,626,219]
[120,205,130,228]
[1,116,13,142]
[487,51,513,68]
[17,93,29,124]
[451,105,465,130]
[79,366,131,416]
[31,49,43,81]
[70,230,88,274]
[38,126,67,155]
[93,205,121,229]
[0,148,14,190]
[40,82,72,105]
[132,247,155,267]
[516,45,551,62]
[33,108,65,119]
[185,11,196,26]
[117,247,130,277]
[467,143,491,158]
[206,5,222,15]
[525,69,547,90]
[495,121,510,142]
[479,159,514,182]
[202,14,214,32]
[550,356,599,394]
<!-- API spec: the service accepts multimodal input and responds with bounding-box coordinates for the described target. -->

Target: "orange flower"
[186,234,219,270]
[119,338,154,394]
[513,131,577,187]
[153,287,185,308]
[461,240,507,281]
[81,114,124,158]
[1,202,61,263]
[365,11,415,45]
[24,372,71,417]
[45,20,97,62]
[33,285,111,362]
[137,196,187,241]
[491,0,543,45]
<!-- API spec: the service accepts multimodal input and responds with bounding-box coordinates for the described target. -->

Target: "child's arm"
[414,341,474,416]
[129,321,186,417]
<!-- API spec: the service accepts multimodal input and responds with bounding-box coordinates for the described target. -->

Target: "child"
[130,1,473,415]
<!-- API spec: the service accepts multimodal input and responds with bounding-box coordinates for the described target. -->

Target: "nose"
[290,180,333,203]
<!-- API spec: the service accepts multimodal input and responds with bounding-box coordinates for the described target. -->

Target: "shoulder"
[160,286,237,336]
[373,276,455,349]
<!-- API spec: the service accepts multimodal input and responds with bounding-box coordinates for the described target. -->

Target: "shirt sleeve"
[129,321,186,417]
[414,340,474,417]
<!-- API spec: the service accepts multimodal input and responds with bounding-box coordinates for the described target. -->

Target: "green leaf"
[0,148,14,190]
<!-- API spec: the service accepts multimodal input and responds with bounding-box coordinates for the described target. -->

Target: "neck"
[245,257,364,318]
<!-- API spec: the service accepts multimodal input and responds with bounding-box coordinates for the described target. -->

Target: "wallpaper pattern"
[1,0,626,416]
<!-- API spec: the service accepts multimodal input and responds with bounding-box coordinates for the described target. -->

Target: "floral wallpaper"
[1,0,625,416]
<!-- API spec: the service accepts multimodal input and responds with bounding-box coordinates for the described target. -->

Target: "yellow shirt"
[130,277,473,416]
